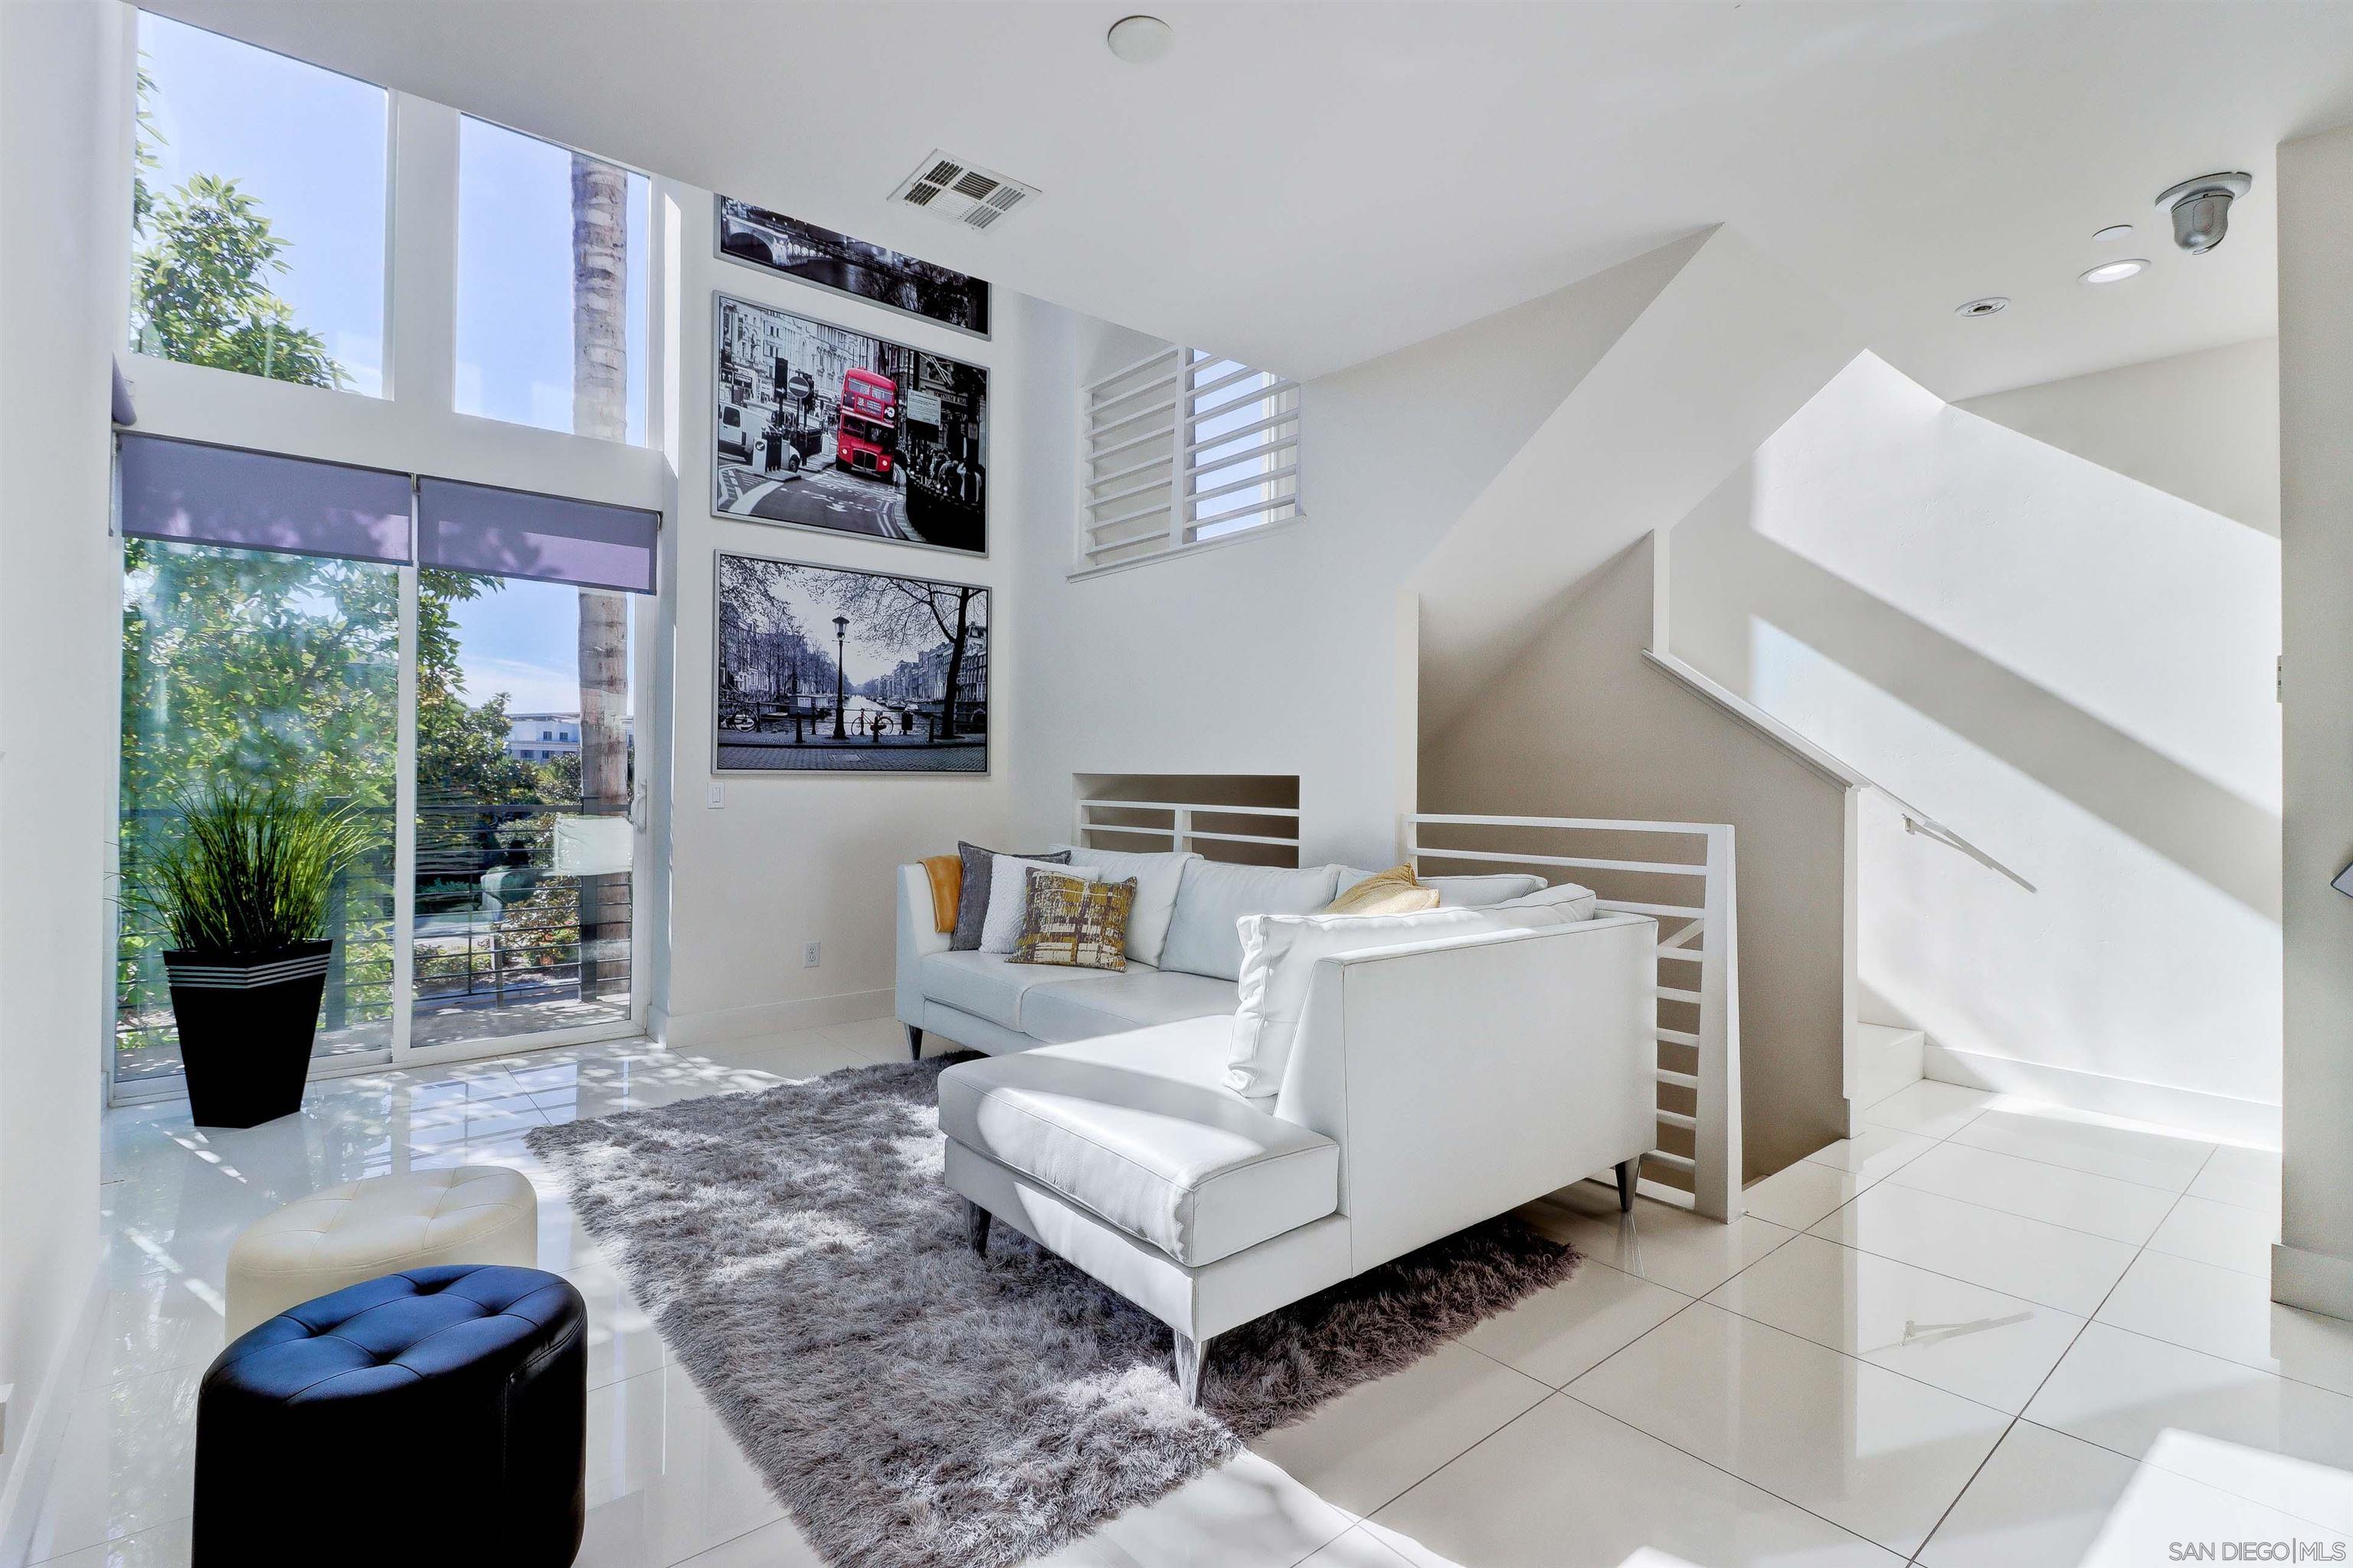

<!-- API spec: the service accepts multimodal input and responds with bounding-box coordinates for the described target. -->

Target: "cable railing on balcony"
[113,797,633,1082]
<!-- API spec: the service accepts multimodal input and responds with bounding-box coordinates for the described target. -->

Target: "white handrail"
[1403,811,1742,1223]
[1639,650,2035,894]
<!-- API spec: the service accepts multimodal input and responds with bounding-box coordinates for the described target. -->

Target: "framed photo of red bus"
[711,293,988,557]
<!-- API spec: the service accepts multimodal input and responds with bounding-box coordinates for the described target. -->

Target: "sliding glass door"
[116,542,403,1082]
[413,571,635,1046]
[110,436,658,1096]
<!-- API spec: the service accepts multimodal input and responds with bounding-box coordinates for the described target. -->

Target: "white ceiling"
[152,1,2353,397]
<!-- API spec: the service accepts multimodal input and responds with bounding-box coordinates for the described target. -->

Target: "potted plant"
[135,787,368,1128]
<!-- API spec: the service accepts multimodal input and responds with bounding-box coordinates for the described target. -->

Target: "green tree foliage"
[132,174,346,390]
[129,64,342,389]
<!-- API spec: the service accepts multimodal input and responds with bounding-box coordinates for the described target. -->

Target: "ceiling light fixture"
[1106,15,1174,64]
[2080,258,2148,285]
[2092,224,2134,242]
[1955,296,2008,317]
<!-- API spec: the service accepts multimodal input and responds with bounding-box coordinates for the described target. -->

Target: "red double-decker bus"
[836,368,898,478]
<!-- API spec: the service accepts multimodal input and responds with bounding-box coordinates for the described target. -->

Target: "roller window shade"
[417,477,659,594]
[117,433,413,564]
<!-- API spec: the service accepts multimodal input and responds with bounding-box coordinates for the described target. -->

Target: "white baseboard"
[2273,1242,2353,1323]
[657,988,892,1049]
[1923,1041,2281,1148]
[0,1264,104,1568]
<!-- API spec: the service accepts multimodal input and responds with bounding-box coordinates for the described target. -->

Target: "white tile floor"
[23,1039,2348,1568]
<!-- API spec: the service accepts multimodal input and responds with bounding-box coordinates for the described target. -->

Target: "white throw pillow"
[979,857,1100,954]
[1050,845,1198,966]
[1158,860,1343,981]
[1490,881,1599,921]
[1227,901,1579,1098]
[1333,868,1546,908]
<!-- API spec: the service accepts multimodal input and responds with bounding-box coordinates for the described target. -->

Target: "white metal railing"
[1404,812,1742,1223]
[1074,796,1303,865]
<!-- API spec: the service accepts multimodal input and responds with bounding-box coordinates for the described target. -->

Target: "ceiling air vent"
[889,150,1039,234]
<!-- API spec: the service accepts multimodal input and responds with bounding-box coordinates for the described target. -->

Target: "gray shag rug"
[525,1054,1579,1568]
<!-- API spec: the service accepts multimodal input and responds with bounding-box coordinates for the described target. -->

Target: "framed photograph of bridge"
[715,195,990,337]
[712,551,989,776]
[712,293,989,557]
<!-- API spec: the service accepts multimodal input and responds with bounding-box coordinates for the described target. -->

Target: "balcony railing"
[113,798,632,1082]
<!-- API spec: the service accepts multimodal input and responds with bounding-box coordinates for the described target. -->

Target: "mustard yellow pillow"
[1013,870,1137,970]
[1324,865,1440,916]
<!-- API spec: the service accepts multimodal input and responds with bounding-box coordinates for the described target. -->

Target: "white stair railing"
[1404,813,1742,1222]
[1074,796,1303,865]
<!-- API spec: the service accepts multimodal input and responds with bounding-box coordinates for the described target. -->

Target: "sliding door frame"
[103,538,663,1108]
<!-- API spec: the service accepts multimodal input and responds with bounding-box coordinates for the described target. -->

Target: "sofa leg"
[1171,1330,1210,1408]
[906,1024,925,1061]
[1615,1157,1638,1213]
[964,1197,991,1257]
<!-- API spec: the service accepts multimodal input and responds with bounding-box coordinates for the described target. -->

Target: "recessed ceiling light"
[2093,224,2134,242]
[1106,15,1174,64]
[2080,258,2148,285]
[1955,296,2008,317]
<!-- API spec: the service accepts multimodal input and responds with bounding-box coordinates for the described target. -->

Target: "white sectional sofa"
[895,853,1590,1059]
[895,849,1658,1403]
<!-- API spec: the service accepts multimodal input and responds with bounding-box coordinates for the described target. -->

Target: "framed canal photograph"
[716,195,990,336]
[713,552,988,775]
[712,293,988,558]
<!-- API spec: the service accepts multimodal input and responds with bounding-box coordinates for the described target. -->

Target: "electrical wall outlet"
[707,783,725,807]
[803,940,821,968]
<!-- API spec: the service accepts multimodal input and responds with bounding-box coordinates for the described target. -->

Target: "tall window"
[456,116,650,444]
[130,12,389,396]
[1079,345,1301,571]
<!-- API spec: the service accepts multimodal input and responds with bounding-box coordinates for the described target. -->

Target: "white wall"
[1008,237,1710,863]
[1422,537,1854,1179]
[1960,338,2281,537]
[1413,228,1864,733]
[0,0,129,1540]
[1671,352,2283,1140]
[655,202,1063,1044]
[2276,121,2353,1318]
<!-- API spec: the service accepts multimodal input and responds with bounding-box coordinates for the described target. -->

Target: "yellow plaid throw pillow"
[1012,869,1137,970]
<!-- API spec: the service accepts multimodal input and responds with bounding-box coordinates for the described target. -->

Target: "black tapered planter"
[164,941,331,1128]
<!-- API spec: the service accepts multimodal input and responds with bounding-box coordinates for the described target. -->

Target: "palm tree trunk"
[571,153,630,1003]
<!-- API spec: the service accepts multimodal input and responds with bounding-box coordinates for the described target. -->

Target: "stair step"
[1853,1023,1926,1116]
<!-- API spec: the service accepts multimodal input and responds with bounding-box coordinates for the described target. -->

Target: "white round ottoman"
[224,1166,538,1340]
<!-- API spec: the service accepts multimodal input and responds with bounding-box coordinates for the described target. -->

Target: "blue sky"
[142,12,643,717]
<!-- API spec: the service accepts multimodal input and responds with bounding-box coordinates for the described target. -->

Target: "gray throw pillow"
[952,841,1070,951]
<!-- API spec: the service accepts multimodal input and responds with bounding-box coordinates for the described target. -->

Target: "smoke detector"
[889,152,1040,234]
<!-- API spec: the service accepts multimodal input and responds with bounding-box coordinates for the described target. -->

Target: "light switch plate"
[707,783,725,807]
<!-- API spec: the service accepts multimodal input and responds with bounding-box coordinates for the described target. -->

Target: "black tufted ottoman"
[193,1263,587,1567]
